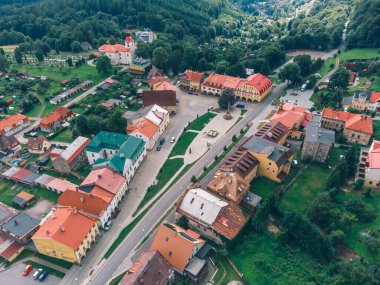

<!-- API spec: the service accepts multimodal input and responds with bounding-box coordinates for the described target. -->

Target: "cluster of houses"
[179,70,273,103]
[343,90,380,112]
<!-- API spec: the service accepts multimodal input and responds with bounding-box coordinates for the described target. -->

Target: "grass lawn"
[369,76,380,91]
[230,231,329,285]
[23,260,65,278]
[169,131,198,157]
[109,271,126,285]
[348,76,367,93]
[210,252,243,285]
[338,48,380,61]
[35,253,73,269]
[327,147,346,167]
[186,112,217,131]
[316,57,336,77]
[251,176,279,199]
[23,102,42,117]
[52,128,73,143]
[279,163,331,216]
[373,120,380,141]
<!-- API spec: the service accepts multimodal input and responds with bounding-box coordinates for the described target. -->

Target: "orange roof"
[89,186,114,203]
[125,36,134,43]
[40,111,62,127]
[100,102,113,108]
[184,70,202,83]
[149,223,205,272]
[370,92,380,103]
[203,73,241,89]
[33,207,96,250]
[270,103,309,130]
[17,191,35,202]
[58,190,108,217]
[80,167,126,195]
[0,114,29,133]
[345,114,373,134]
[153,81,176,91]
[239,73,272,93]
[369,140,380,168]
[321,108,352,121]
[129,118,159,139]
[149,76,170,87]
[99,44,130,53]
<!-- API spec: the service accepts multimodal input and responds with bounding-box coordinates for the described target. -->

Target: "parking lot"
[280,88,314,109]
[0,263,61,285]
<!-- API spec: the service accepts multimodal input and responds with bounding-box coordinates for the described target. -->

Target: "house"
[127,119,159,150]
[128,58,151,75]
[142,91,177,114]
[219,147,258,183]
[207,170,250,204]
[148,76,171,89]
[136,30,155,43]
[235,73,273,102]
[0,135,20,153]
[45,178,78,194]
[201,73,241,96]
[98,35,135,66]
[27,135,51,154]
[40,107,74,132]
[51,136,90,173]
[32,206,99,263]
[321,108,373,145]
[177,188,249,243]
[343,91,380,111]
[255,121,289,145]
[153,81,176,92]
[301,115,335,162]
[0,212,40,245]
[147,66,163,81]
[0,114,30,136]
[12,191,35,208]
[100,102,113,110]
[92,136,146,182]
[179,70,203,91]
[105,99,124,108]
[358,140,380,188]
[150,222,208,279]
[240,192,263,213]
[242,136,294,182]
[58,189,112,228]
[269,103,312,140]
[79,167,128,207]
[4,168,41,186]
[118,250,174,285]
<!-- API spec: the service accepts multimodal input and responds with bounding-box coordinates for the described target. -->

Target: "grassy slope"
[169,131,198,157]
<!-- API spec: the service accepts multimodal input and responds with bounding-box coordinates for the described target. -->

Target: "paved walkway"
[184,108,241,164]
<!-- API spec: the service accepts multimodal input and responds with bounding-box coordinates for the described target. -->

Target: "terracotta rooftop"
[153,81,176,92]
[369,140,380,169]
[270,103,311,130]
[80,167,125,195]
[203,73,241,89]
[99,44,130,53]
[321,107,352,121]
[370,92,380,103]
[238,73,272,93]
[255,121,289,144]
[183,70,203,83]
[0,114,29,133]
[33,206,96,250]
[40,107,73,127]
[322,108,373,134]
[128,118,159,139]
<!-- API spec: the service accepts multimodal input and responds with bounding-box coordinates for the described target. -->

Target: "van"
[301,84,307,92]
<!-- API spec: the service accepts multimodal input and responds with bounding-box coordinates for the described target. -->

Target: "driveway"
[0,263,61,285]
[281,88,315,109]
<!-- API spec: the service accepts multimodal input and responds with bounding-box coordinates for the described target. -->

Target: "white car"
[104,220,112,231]
[170,137,176,143]
[33,268,43,280]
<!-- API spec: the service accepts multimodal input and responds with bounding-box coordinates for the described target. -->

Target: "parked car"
[159,138,165,145]
[38,270,48,281]
[33,268,44,280]
[193,92,199,96]
[207,106,214,111]
[21,152,31,159]
[104,220,113,231]
[156,145,161,151]
[170,137,176,143]
[23,264,33,276]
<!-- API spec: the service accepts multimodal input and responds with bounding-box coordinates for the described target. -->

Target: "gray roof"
[0,202,18,224]
[123,106,152,121]
[185,256,207,277]
[342,96,353,105]
[354,90,371,100]
[305,115,335,145]
[22,172,41,185]
[242,136,291,164]
[242,192,263,208]
[0,212,40,239]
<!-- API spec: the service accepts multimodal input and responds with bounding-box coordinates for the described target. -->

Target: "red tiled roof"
[239,73,272,93]
[153,81,176,91]
[321,108,352,121]
[183,70,203,83]
[129,118,159,139]
[100,102,113,108]
[0,114,29,134]
[370,92,380,103]
[345,115,373,134]
[80,167,126,195]
[270,104,310,130]
[125,36,134,43]
[11,169,31,181]
[0,239,23,261]
[149,76,170,87]
[369,140,380,169]
[40,107,73,128]
[255,121,289,144]
[203,73,241,89]
[99,44,130,53]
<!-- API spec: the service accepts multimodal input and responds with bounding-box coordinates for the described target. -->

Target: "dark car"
[156,145,161,151]
[38,270,48,281]
[159,138,165,145]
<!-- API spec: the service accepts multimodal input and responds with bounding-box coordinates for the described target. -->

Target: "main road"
[84,82,287,285]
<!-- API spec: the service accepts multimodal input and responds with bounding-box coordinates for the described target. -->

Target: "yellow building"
[32,207,99,263]
[235,74,272,103]
[179,70,203,91]
[27,135,51,155]
[242,136,293,182]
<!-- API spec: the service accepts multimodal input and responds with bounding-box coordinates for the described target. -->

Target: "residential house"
[12,191,35,208]
[27,135,51,154]
[177,188,249,243]
[32,206,99,263]
[235,73,272,102]
[343,91,380,112]
[301,115,335,162]
[98,35,135,66]
[150,222,208,279]
[142,91,177,114]
[321,108,373,145]
[207,170,250,204]
[148,76,171,89]
[0,135,20,153]
[92,136,146,182]
[0,114,30,136]
[255,121,289,145]
[201,73,241,96]
[153,81,176,92]
[242,136,294,182]
[79,167,128,207]
[86,131,128,165]
[51,136,90,173]
[358,140,380,189]
[128,58,151,75]
[40,107,74,132]
[0,212,40,245]
[58,189,112,228]
[269,103,312,140]
[147,66,163,82]
[179,70,203,91]
[219,147,258,183]
[118,250,174,285]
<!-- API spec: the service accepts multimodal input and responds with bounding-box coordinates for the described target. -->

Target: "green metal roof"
[86,131,128,153]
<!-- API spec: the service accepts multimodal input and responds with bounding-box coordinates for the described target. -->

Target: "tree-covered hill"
[347,0,380,48]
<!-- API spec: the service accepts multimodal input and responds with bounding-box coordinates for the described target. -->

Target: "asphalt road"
[85,82,287,285]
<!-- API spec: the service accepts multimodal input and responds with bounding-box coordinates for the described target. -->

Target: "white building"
[98,35,135,66]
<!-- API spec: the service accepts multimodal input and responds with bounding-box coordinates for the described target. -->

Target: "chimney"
[45,229,50,235]
[80,195,84,203]
[60,226,65,232]
[97,174,102,179]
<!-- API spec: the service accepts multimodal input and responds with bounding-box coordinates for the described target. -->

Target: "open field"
[186,112,217,131]
[338,48,380,61]
[370,77,380,91]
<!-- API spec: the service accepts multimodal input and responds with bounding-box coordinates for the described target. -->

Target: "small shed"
[12,191,35,208]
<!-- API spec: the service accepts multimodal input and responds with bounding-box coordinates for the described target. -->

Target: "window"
[168,251,172,257]
[165,237,169,242]
[269,162,272,165]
